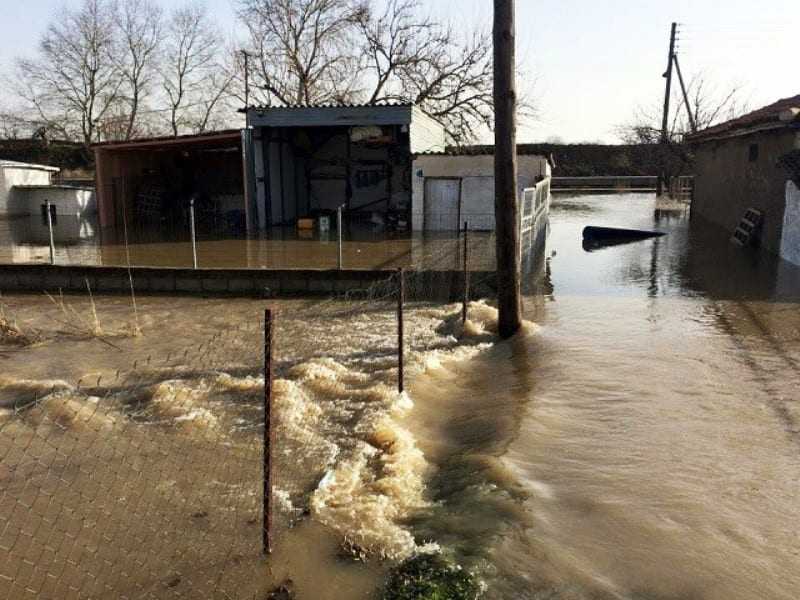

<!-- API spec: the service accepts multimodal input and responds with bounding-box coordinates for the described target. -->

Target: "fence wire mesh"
[0,229,500,599]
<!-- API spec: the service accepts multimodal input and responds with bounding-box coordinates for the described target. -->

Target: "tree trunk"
[493,0,522,339]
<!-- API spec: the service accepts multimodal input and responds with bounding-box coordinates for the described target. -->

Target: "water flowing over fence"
[0,228,501,599]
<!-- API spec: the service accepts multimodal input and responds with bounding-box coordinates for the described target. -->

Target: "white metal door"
[424,178,461,231]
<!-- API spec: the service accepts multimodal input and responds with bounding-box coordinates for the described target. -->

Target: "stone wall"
[692,129,798,254]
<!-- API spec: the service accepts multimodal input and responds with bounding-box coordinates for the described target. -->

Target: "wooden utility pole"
[673,55,697,134]
[493,0,522,339]
[658,22,678,196]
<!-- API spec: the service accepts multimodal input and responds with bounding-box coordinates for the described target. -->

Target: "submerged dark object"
[582,226,666,251]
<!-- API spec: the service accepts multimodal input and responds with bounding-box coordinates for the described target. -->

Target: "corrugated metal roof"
[13,184,93,191]
[415,145,551,157]
[0,159,60,172]
[246,103,419,129]
[243,101,413,112]
[688,94,800,142]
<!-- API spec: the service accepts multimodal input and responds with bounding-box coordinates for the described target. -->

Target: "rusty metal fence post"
[263,309,275,555]
[397,268,405,394]
[45,200,56,265]
[337,204,344,270]
[462,221,469,325]
[189,197,198,269]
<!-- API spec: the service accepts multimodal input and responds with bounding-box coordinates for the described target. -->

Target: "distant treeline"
[0,139,92,173]
[1,139,690,181]
[458,143,691,177]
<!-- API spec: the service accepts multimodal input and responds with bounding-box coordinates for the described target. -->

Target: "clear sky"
[1,0,798,143]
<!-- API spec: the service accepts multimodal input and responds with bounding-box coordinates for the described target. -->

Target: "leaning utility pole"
[673,54,697,134]
[493,0,522,339]
[658,22,678,196]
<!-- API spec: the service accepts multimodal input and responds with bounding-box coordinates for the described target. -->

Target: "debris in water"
[0,317,41,347]
[266,580,295,600]
[582,226,666,251]
[383,554,481,600]
[164,572,181,588]
[339,537,369,563]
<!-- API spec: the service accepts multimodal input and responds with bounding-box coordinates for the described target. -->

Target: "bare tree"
[617,74,749,180]
[14,0,122,147]
[238,0,365,107]
[355,0,495,145]
[618,73,748,145]
[161,2,232,135]
[114,0,163,140]
[0,111,23,139]
[237,0,504,144]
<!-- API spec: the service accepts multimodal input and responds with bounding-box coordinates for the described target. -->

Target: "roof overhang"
[687,121,800,145]
[13,184,94,191]
[246,104,416,128]
[91,130,243,152]
[0,160,60,172]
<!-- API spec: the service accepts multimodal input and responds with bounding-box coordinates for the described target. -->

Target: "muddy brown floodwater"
[1,193,799,600]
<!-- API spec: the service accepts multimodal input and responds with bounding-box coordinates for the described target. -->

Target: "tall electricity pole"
[658,22,677,196]
[493,0,522,339]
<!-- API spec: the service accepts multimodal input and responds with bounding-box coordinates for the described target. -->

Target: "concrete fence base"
[0,264,496,302]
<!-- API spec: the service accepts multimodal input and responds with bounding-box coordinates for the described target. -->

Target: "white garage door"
[424,178,461,231]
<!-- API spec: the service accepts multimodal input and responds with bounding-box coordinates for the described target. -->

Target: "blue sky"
[1,0,798,143]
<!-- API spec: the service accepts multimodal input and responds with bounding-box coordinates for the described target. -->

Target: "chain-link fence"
[0,226,501,599]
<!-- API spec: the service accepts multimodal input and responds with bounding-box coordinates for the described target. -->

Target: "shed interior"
[95,133,244,234]
[254,124,412,232]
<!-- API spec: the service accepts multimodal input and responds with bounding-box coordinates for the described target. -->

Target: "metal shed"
[243,103,446,232]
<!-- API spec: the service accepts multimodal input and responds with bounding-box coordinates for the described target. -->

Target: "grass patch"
[0,294,42,347]
[383,554,481,600]
[0,316,40,347]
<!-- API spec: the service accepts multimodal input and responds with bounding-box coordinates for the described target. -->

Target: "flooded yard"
[1,193,799,599]
[0,215,498,272]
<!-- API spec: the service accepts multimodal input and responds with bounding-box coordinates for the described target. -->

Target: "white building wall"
[780,180,800,266]
[0,165,55,214]
[409,108,446,154]
[15,187,96,217]
[411,154,551,231]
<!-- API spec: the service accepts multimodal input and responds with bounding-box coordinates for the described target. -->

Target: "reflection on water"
[467,193,800,599]
[0,213,501,271]
[0,214,98,264]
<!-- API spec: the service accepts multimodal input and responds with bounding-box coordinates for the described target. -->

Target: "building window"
[749,144,759,162]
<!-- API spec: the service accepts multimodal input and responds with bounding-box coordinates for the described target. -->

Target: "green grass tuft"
[383,554,481,600]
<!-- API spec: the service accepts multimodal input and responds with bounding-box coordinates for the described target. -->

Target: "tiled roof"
[687,94,800,142]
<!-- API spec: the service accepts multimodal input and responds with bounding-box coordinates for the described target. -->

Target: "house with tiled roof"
[687,94,800,265]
